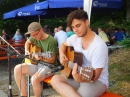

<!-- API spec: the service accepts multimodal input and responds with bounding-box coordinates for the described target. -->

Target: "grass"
[108,48,130,97]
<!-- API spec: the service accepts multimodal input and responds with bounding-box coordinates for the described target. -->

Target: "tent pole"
[83,0,93,25]
[37,0,40,23]
[38,15,40,23]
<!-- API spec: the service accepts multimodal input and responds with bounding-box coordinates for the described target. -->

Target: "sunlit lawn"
[108,48,130,97]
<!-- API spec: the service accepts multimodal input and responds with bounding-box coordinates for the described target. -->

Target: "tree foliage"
[0,0,40,35]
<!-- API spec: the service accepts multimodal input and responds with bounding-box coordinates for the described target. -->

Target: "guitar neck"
[61,46,94,80]
[68,61,81,72]
[31,52,52,58]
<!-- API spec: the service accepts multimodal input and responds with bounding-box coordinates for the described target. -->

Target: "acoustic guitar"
[25,44,52,65]
[60,46,94,81]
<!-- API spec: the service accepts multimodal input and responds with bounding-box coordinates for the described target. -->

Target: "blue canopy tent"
[92,0,123,9]
[35,0,83,11]
[4,10,17,19]
[3,0,123,20]
[3,0,83,20]
[34,0,123,18]
[3,2,46,21]
[3,0,84,20]
[91,0,124,13]
[35,0,123,11]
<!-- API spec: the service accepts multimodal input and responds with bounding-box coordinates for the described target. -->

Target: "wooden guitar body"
[25,44,53,65]
[60,46,83,78]
[25,44,41,64]
[29,44,41,64]
[30,44,41,53]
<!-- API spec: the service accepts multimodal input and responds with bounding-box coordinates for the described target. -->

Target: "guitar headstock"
[80,67,93,81]
[43,51,53,59]
[31,51,53,59]
[68,61,94,81]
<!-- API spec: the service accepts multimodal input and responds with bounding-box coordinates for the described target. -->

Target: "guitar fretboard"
[68,61,81,72]
[31,51,52,58]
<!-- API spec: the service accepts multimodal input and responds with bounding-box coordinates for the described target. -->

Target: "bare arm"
[92,68,103,81]
[59,41,68,55]
[25,39,32,55]
[59,41,68,65]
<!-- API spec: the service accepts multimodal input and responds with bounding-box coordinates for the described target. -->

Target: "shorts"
[26,63,54,78]
[63,75,107,97]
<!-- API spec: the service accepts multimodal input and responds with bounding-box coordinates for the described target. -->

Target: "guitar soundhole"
[69,47,74,51]
[74,52,83,66]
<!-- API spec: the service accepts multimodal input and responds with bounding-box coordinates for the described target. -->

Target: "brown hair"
[67,9,88,27]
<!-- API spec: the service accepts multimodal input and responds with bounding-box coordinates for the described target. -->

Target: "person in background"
[54,26,68,48]
[105,27,111,39]
[111,28,124,42]
[24,34,30,40]
[43,25,54,36]
[105,27,113,45]
[66,26,74,37]
[53,27,58,36]
[12,29,23,41]
[51,9,108,97]
[1,29,10,44]
[98,28,110,46]
[14,22,58,97]
[121,28,129,38]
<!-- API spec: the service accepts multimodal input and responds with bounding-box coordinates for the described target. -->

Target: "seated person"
[1,29,10,44]
[24,34,30,40]
[121,28,129,38]
[105,27,112,39]
[98,28,110,46]
[66,26,75,37]
[53,27,58,35]
[43,25,54,36]
[111,28,124,43]
[12,29,24,43]
[54,26,68,48]
[51,9,108,97]
[14,22,58,97]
